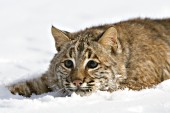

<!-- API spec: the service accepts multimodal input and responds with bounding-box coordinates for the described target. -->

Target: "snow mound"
[0,80,170,113]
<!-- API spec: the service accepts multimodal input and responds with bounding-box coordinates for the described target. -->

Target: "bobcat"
[8,18,170,97]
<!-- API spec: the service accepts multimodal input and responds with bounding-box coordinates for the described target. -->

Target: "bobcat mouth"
[66,86,93,92]
[64,82,94,96]
[64,87,93,96]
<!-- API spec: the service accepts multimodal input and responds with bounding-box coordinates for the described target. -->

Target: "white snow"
[0,0,170,113]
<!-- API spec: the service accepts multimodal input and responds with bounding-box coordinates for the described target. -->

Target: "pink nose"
[73,80,83,86]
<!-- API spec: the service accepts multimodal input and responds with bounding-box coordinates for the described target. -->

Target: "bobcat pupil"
[87,60,98,69]
[64,60,73,68]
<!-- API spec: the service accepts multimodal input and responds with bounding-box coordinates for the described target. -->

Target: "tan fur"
[8,18,170,97]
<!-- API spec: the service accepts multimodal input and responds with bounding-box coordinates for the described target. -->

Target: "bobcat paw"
[8,83,32,97]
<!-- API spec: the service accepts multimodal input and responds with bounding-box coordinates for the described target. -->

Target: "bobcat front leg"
[8,73,52,97]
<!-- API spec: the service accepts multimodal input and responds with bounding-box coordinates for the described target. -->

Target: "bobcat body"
[9,18,170,97]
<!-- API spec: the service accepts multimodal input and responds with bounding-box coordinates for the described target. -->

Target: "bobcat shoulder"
[8,18,170,97]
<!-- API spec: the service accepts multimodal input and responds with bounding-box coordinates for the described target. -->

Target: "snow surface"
[0,0,170,113]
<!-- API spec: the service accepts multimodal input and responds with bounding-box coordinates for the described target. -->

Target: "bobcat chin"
[8,18,170,97]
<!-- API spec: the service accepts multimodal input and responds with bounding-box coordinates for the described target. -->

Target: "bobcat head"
[50,26,127,96]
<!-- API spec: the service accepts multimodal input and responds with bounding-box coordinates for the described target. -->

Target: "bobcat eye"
[87,60,98,69]
[64,60,74,68]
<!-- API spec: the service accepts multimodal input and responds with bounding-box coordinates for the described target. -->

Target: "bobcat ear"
[51,26,70,51]
[98,27,122,54]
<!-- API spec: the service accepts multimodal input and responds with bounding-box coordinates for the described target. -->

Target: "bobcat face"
[51,26,127,96]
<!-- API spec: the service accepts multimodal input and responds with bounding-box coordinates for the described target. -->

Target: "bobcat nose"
[73,80,83,86]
